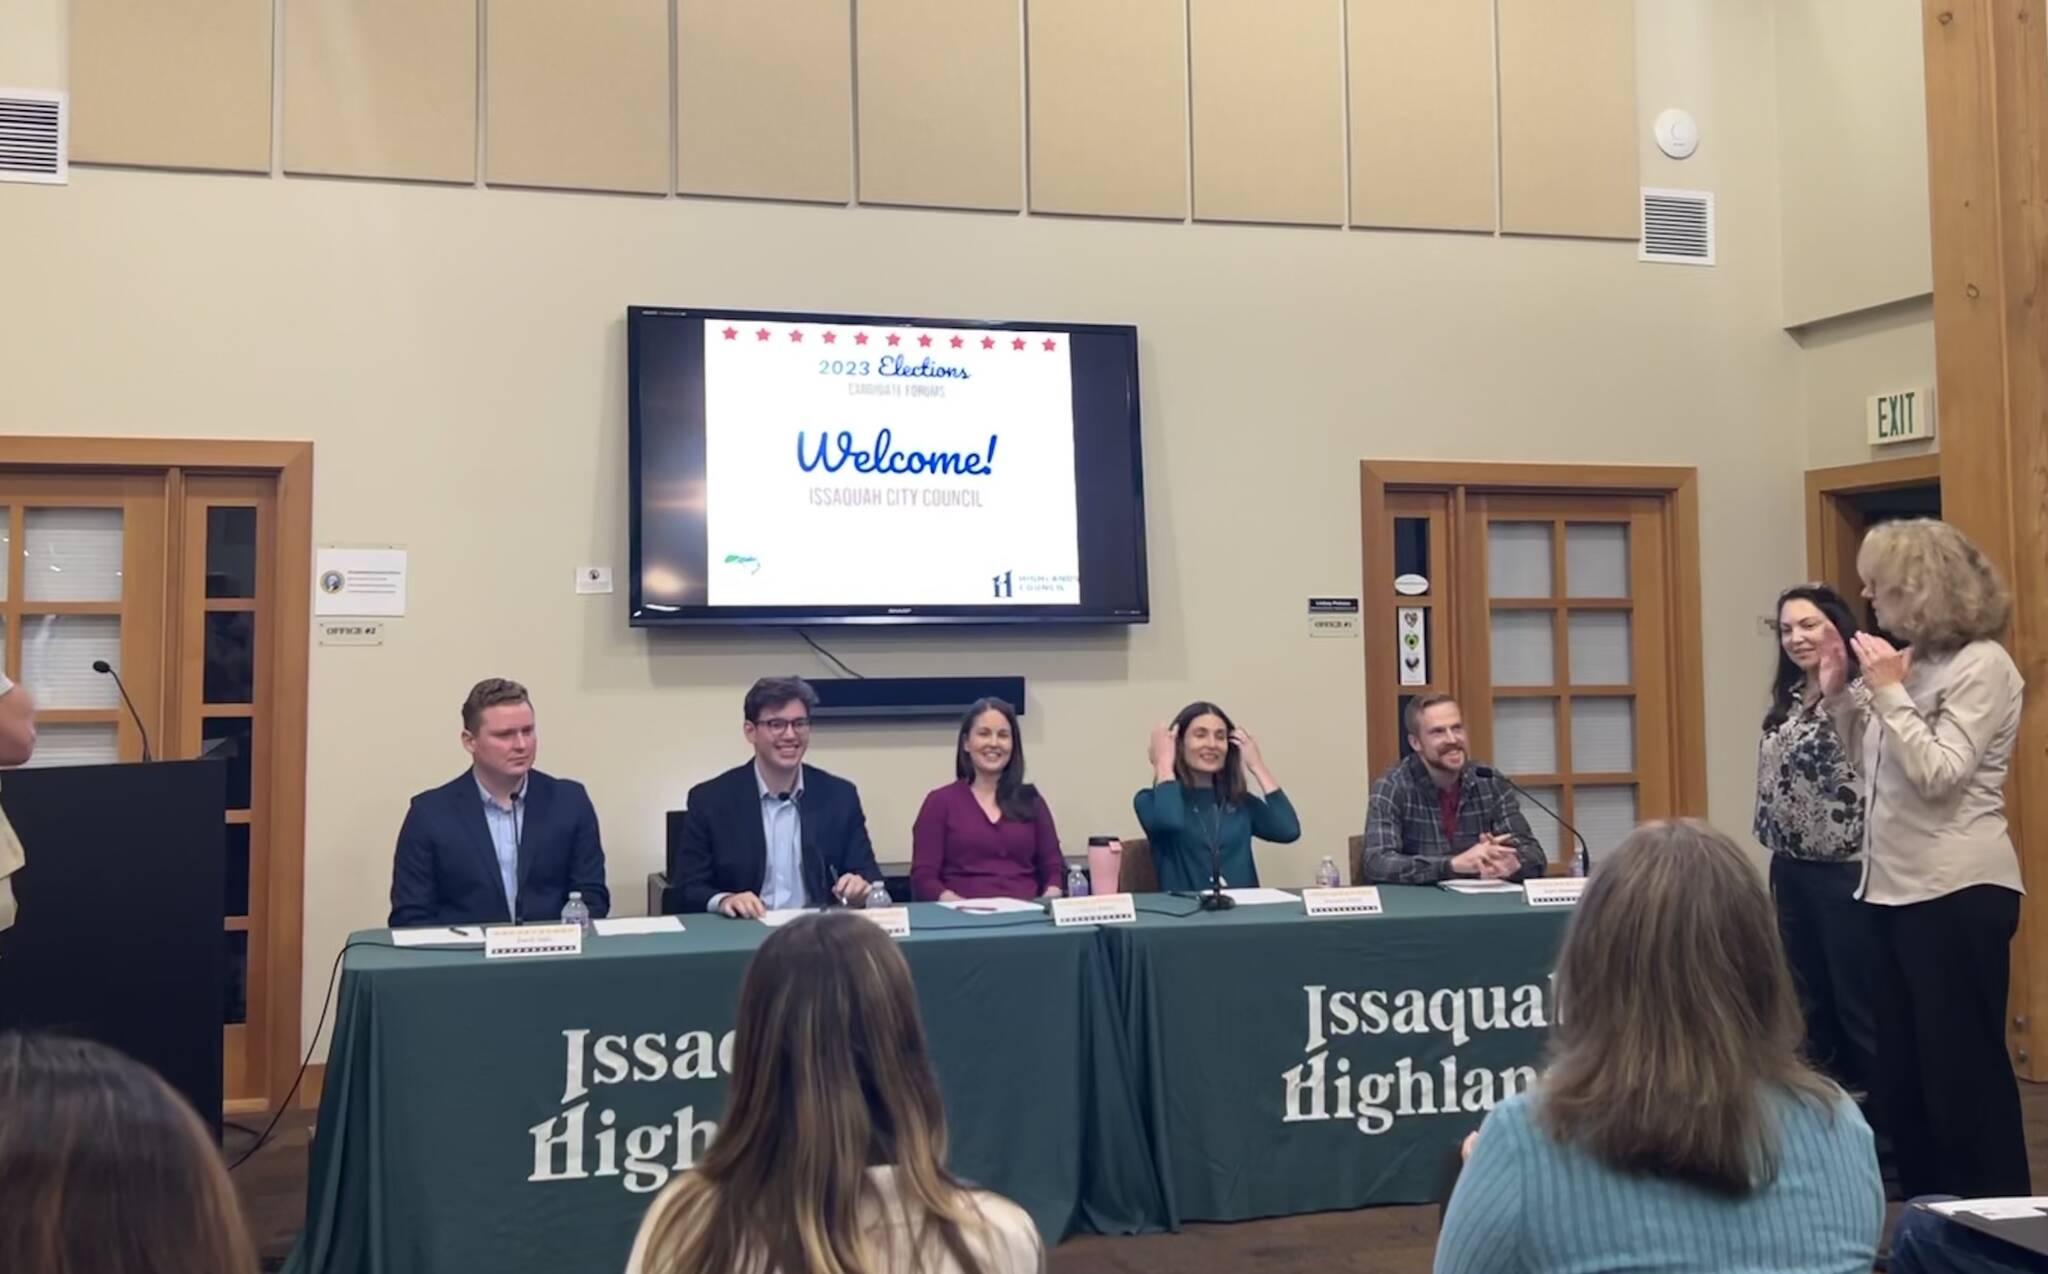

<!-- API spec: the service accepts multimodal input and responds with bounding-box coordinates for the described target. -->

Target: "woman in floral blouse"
[1753,583,1873,1095]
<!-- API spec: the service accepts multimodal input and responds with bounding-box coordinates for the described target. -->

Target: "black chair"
[645,809,688,916]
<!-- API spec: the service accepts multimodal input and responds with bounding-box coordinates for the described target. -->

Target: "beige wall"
[0,0,63,87]
[1773,0,1939,470]
[1796,299,1939,472]
[1776,0,1932,327]
[0,0,1818,1057]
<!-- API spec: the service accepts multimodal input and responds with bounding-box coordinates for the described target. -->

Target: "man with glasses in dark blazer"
[673,676,881,918]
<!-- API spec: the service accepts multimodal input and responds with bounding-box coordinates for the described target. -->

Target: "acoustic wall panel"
[70,0,273,172]
[1188,0,1344,226]
[1347,0,1495,231]
[486,0,669,195]
[1026,0,1186,220]
[1497,0,1638,239]
[856,0,1023,211]
[677,0,852,203]
[283,0,477,183]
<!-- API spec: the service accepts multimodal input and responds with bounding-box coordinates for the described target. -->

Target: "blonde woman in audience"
[625,911,1043,1274]
[1435,820,1883,1274]
[1821,518,2029,1198]
[0,1031,259,1274]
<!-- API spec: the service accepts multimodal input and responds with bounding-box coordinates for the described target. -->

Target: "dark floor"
[232,1084,2048,1273]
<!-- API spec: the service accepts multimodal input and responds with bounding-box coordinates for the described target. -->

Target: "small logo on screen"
[991,571,1013,599]
[723,554,762,575]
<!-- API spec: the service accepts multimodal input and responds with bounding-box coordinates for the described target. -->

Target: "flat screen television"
[627,305,1149,626]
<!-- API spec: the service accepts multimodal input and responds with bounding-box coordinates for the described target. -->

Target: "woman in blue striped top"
[1435,819,1884,1274]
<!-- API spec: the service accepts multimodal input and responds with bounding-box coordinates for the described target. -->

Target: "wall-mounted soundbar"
[810,675,1026,721]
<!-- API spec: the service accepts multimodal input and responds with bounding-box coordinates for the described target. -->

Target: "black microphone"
[1470,764,1590,875]
[1199,823,1235,912]
[91,660,153,762]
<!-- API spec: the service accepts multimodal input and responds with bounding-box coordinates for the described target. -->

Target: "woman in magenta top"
[910,698,1066,902]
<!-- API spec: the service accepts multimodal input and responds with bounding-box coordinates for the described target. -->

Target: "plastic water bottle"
[1066,864,1091,898]
[561,891,592,932]
[1570,843,1589,878]
[1316,855,1342,889]
[868,880,893,908]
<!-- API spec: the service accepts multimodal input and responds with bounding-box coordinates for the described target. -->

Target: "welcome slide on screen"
[703,321,1082,606]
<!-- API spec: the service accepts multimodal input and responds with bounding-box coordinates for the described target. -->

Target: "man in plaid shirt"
[1362,694,1548,884]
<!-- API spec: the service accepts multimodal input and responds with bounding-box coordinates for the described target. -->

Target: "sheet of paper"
[1931,1197,2048,1219]
[389,926,484,947]
[315,546,407,616]
[937,897,1045,914]
[757,909,812,928]
[592,916,684,937]
[1221,887,1300,906]
[1439,879,1524,894]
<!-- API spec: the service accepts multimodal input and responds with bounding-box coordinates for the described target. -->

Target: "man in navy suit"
[388,678,610,928]
[675,676,880,918]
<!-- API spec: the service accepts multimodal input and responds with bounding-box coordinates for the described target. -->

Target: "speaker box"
[810,675,1026,721]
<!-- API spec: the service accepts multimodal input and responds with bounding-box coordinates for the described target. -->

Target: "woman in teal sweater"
[1133,701,1299,892]
[1435,820,1883,1274]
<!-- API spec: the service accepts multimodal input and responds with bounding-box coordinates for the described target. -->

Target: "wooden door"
[1363,464,1705,872]
[0,439,312,1116]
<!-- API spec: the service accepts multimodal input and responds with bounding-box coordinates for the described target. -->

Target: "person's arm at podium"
[0,677,36,767]
[387,799,438,929]
[567,782,610,918]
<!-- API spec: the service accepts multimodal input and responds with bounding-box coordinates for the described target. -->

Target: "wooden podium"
[0,760,225,1136]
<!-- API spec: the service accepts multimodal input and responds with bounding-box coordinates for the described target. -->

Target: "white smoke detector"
[1654,109,1699,160]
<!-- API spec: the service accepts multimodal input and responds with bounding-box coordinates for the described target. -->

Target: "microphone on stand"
[1199,828,1235,912]
[1470,764,1590,875]
[91,660,153,762]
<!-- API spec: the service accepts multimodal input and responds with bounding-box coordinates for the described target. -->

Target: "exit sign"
[1867,387,1935,445]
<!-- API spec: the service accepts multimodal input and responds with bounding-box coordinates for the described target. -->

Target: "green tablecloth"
[285,906,1159,1274]
[285,889,1568,1273]
[1108,888,1570,1224]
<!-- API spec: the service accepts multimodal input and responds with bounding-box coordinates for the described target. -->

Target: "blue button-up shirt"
[756,764,804,910]
[476,775,526,919]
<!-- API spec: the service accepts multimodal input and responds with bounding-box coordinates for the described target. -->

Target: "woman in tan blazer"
[1820,518,2027,1199]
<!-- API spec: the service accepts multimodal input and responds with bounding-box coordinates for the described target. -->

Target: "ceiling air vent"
[0,90,66,185]
[1639,187,1712,265]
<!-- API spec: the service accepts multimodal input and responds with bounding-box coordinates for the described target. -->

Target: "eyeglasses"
[753,717,812,736]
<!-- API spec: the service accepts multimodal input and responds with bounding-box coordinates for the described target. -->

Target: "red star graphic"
[789,328,804,342]
[721,326,738,341]
[854,331,869,346]
[950,335,964,349]
[918,333,933,348]
[981,335,996,350]
[822,331,837,344]
[755,327,771,342]
[1011,336,1027,350]
[1043,338,1057,351]
[886,333,902,347]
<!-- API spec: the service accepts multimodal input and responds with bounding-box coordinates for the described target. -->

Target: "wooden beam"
[1921,0,2048,1077]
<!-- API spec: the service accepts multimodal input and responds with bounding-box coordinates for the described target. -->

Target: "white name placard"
[1051,893,1137,927]
[1524,878,1587,908]
[855,906,912,937]
[1302,886,1384,917]
[484,923,584,959]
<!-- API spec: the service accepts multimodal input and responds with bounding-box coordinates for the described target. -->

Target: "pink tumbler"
[1086,836,1123,895]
